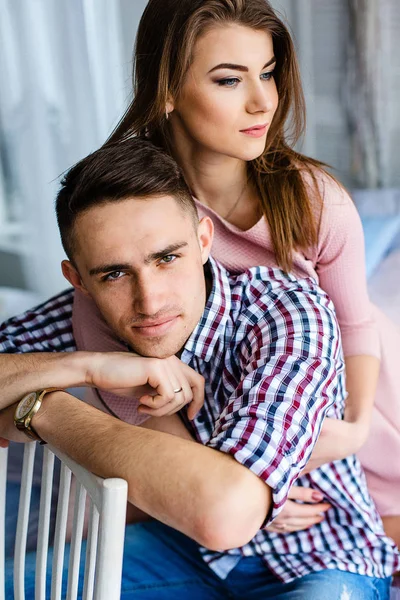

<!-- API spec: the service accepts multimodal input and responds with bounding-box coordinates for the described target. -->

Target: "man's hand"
[265,486,331,534]
[89,353,204,420]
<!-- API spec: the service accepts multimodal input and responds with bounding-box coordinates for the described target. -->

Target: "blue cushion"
[361,215,400,279]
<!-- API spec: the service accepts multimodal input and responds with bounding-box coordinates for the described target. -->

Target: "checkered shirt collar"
[183,257,231,362]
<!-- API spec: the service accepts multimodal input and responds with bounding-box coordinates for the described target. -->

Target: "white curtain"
[0,0,128,299]
[345,0,391,188]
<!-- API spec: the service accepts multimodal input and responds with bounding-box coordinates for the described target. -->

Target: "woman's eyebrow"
[207,56,276,74]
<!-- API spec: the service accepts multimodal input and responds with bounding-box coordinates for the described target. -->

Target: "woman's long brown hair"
[107,0,332,272]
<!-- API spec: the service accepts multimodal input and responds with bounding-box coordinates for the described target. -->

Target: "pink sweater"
[196,171,378,359]
[72,169,378,423]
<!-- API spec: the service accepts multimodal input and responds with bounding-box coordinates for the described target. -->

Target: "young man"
[0,139,397,599]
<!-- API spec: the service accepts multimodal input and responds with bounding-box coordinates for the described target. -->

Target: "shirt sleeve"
[313,173,380,359]
[0,289,76,353]
[206,280,345,524]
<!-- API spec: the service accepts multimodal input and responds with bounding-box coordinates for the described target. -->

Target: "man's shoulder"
[1,288,75,330]
[226,265,339,349]
[229,266,331,314]
[0,288,75,352]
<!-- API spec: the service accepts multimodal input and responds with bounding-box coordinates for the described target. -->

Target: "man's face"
[63,196,213,358]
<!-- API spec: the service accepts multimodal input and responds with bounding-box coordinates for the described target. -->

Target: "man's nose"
[133,276,166,316]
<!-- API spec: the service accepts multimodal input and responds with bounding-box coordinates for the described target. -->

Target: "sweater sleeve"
[312,173,380,359]
[72,290,151,425]
[72,289,128,354]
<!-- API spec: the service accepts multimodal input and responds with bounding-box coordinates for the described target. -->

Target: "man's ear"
[61,260,90,297]
[197,217,214,265]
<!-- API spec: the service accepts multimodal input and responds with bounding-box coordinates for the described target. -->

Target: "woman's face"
[169,24,279,162]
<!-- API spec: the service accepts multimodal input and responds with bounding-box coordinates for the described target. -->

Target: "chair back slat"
[82,503,99,600]
[14,442,36,600]
[50,463,72,600]
[4,442,127,599]
[94,479,128,600]
[0,446,8,600]
[66,481,86,600]
[35,448,55,599]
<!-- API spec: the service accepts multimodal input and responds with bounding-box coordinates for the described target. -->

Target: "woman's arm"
[312,173,380,451]
[343,354,380,437]
[314,174,380,361]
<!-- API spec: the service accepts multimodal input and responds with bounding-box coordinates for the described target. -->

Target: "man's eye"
[103,271,124,281]
[160,254,177,264]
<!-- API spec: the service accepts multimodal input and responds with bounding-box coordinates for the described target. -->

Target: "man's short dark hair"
[56,138,197,260]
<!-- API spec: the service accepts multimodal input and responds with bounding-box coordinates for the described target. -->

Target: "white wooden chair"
[0,443,128,600]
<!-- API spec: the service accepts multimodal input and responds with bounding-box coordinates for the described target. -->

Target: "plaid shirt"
[1,258,398,582]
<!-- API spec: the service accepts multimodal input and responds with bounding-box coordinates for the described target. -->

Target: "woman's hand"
[265,486,331,533]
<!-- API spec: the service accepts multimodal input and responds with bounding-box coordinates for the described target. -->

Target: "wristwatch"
[14,388,62,445]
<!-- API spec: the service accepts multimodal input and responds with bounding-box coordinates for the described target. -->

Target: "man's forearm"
[0,352,93,408]
[33,391,271,551]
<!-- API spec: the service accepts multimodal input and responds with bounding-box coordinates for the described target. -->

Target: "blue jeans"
[5,520,392,599]
[118,521,392,599]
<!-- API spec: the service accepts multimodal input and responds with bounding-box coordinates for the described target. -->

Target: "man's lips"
[131,315,180,337]
[240,123,269,138]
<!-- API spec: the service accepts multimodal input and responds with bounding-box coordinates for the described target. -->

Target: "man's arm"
[0,291,204,417]
[0,289,81,407]
[206,278,344,527]
[0,352,89,408]
[1,392,271,551]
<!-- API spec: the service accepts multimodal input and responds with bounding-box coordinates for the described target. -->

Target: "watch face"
[15,392,37,420]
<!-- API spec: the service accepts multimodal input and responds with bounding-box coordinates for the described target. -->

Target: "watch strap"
[15,419,42,442]
[18,388,63,445]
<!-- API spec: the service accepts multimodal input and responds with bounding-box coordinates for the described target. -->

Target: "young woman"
[73,0,400,543]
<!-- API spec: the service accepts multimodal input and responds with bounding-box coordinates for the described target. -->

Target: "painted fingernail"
[312,492,324,502]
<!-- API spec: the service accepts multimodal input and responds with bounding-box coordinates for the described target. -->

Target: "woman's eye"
[217,77,240,87]
[261,70,275,81]
[103,271,124,281]
[160,254,177,264]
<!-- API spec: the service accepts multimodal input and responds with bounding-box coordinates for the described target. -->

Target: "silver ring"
[174,387,183,394]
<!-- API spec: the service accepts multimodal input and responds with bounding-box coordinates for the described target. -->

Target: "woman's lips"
[240,124,269,138]
[131,316,179,337]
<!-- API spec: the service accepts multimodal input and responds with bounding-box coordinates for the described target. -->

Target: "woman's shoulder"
[295,162,362,261]
[298,163,352,210]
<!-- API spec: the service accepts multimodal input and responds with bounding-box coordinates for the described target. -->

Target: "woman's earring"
[165,109,169,121]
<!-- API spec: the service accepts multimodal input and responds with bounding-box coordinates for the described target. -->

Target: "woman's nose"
[247,82,276,114]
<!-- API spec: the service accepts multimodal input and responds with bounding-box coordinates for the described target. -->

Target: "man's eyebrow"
[144,242,188,264]
[88,242,189,276]
[89,263,132,277]
[207,56,276,74]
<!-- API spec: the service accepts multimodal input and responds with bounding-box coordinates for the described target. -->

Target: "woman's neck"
[176,149,247,209]
[171,133,260,228]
